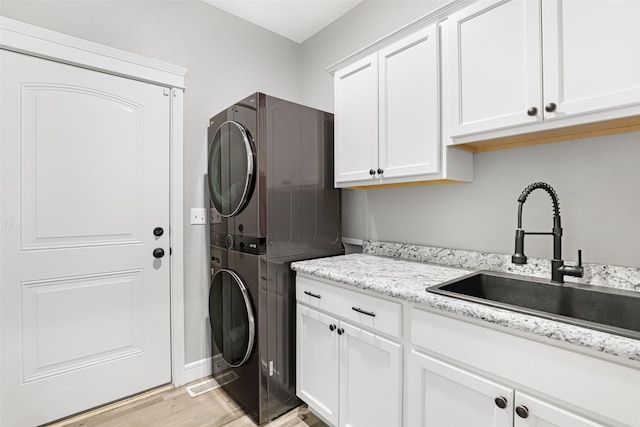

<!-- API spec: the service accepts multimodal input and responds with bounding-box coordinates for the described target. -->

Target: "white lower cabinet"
[514,392,604,427]
[407,349,604,427]
[296,275,639,427]
[340,322,402,427]
[296,304,340,426]
[407,349,513,427]
[296,276,403,427]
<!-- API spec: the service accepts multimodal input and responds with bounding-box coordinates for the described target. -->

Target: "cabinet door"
[339,321,402,427]
[379,24,440,179]
[514,392,605,427]
[448,0,542,136]
[407,349,513,427]
[542,0,640,120]
[296,304,340,426]
[334,53,379,185]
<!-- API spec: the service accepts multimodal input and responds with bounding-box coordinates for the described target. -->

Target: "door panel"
[542,0,640,119]
[514,391,605,427]
[340,321,402,427]
[407,349,513,427]
[296,304,340,426]
[379,25,440,178]
[1,49,171,426]
[334,53,379,184]
[21,271,143,382]
[449,0,542,136]
[21,84,143,249]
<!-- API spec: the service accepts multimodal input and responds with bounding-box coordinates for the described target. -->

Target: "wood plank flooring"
[47,380,327,427]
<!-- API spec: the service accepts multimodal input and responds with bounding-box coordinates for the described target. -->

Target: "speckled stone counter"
[291,242,640,364]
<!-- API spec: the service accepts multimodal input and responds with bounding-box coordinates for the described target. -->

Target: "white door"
[379,24,440,179]
[296,304,340,426]
[0,50,171,426]
[542,0,640,120]
[339,321,402,427]
[407,349,513,427]
[514,391,605,427]
[448,0,542,136]
[334,53,379,186]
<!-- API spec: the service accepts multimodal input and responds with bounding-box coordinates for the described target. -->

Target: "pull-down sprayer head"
[512,182,562,265]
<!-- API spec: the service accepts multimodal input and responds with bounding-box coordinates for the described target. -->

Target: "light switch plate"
[190,208,206,225]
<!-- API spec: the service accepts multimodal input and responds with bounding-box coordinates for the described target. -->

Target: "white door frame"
[0,18,188,421]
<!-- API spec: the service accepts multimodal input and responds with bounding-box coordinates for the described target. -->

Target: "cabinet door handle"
[545,102,557,112]
[329,324,336,332]
[526,107,537,116]
[352,307,376,317]
[494,396,508,409]
[515,405,529,419]
[304,290,321,299]
[377,168,384,175]
[337,328,344,335]
[369,169,376,176]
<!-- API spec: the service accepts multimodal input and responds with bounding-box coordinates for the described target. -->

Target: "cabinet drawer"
[296,275,402,338]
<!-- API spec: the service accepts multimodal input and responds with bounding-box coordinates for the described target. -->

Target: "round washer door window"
[208,121,255,217]
[209,269,255,367]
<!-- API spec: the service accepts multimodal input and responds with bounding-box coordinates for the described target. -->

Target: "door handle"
[153,248,165,258]
[153,227,164,237]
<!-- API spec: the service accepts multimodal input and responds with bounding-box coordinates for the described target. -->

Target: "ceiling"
[202,0,363,43]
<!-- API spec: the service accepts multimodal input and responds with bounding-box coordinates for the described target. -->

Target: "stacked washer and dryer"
[207,93,343,424]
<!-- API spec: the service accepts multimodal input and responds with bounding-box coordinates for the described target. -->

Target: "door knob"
[369,169,376,175]
[153,248,165,258]
[377,168,384,175]
[545,103,557,112]
[329,324,336,332]
[153,227,164,237]
[527,107,537,116]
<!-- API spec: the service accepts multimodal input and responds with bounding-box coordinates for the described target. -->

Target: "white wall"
[300,1,640,268]
[0,0,303,366]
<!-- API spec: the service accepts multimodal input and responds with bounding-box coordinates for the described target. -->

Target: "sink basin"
[427,271,640,340]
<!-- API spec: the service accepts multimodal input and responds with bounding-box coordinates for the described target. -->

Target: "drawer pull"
[352,307,376,317]
[304,290,321,299]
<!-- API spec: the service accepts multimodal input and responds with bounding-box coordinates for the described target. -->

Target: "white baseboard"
[183,354,224,384]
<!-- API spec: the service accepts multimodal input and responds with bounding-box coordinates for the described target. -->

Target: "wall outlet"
[190,208,206,225]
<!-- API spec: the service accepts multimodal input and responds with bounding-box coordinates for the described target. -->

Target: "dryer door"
[208,121,255,217]
[209,269,255,367]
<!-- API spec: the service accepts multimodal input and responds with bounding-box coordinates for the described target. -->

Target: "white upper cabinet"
[542,0,640,119]
[448,0,542,136]
[333,23,472,188]
[448,0,640,143]
[334,54,379,185]
[378,26,440,181]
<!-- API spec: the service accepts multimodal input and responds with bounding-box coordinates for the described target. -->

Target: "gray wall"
[300,1,640,269]
[0,0,303,365]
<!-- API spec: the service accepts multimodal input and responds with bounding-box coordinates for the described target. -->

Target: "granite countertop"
[292,251,640,364]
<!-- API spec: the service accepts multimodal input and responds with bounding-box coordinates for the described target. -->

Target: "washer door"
[209,269,255,367]
[208,120,255,217]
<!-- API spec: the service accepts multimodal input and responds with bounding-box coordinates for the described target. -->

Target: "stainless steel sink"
[427,271,640,340]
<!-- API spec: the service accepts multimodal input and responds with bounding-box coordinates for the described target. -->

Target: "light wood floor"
[48,380,328,427]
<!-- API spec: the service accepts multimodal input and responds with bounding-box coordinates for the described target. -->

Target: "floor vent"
[186,371,238,398]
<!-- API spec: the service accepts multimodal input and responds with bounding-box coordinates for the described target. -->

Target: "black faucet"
[512,182,584,283]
